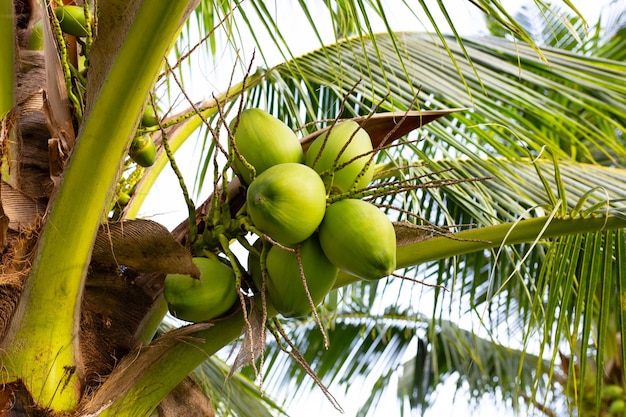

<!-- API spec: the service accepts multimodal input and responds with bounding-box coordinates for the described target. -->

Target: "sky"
[138,1,617,416]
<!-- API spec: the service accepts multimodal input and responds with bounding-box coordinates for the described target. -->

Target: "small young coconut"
[141,104,159,127]
[129,134,157,168]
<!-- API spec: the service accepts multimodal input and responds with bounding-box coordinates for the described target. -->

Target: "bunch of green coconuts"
[164,109,397,322]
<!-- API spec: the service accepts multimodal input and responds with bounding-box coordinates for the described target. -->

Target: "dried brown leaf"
[393,221,433,247]
[0,182,45,232]
[301,109,466,150]
[92,219,198,277]
[228,302,265,379]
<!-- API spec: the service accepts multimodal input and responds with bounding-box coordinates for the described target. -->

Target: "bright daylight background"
[137,1,615,416]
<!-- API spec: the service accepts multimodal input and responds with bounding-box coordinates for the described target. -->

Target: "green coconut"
[164,257,238,323]
[129,134,157,168]
[246,163,327,246]
[141,103,159,127]
[305,120,374,193]
[54,5,89,38]
[610,399,626,414]
[603,385,625,400]
[265,234,338,318]
[318,198,396,280]
[229,108,303,184]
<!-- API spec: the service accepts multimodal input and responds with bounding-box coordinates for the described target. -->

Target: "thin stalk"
[161,130,197,242]
[0,0,15,118]
[0,1,194,411]
[125,116,203,219]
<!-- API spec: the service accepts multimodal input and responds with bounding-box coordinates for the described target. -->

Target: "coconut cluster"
[161,108,398,323]
[232,109,397,318]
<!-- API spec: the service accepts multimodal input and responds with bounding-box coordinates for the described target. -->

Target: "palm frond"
[396,157,626,228]
[178,30,625,203]
[243,310,554,416]
[186,0,579,66]
[193,357,289,417]
[241,312,420,416]
[168,0,586,123]
[397,321,553,415]
[486,1,587,50]
[180,29,626,202]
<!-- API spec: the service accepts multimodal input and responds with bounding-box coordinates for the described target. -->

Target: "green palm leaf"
[397,321,551,415]
[193,357,289,416]
[242,312,418,415]
[241,310,551,416]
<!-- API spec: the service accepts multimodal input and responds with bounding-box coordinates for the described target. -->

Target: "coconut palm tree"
[1,1,625,416]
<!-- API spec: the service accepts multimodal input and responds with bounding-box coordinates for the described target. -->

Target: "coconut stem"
[269,319,344,412]
[218,233,257,377]
[160,125,197,244]
[295,244,329,349]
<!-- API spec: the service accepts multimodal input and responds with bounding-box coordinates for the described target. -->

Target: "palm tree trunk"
[1,1,201,414]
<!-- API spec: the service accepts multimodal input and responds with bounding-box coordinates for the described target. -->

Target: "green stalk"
[0,0,15,118]
[335,214,626,288]
[83,214,626,416]
[86,314,247,417]
[126,113,205,219]
[0,1,194,411]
